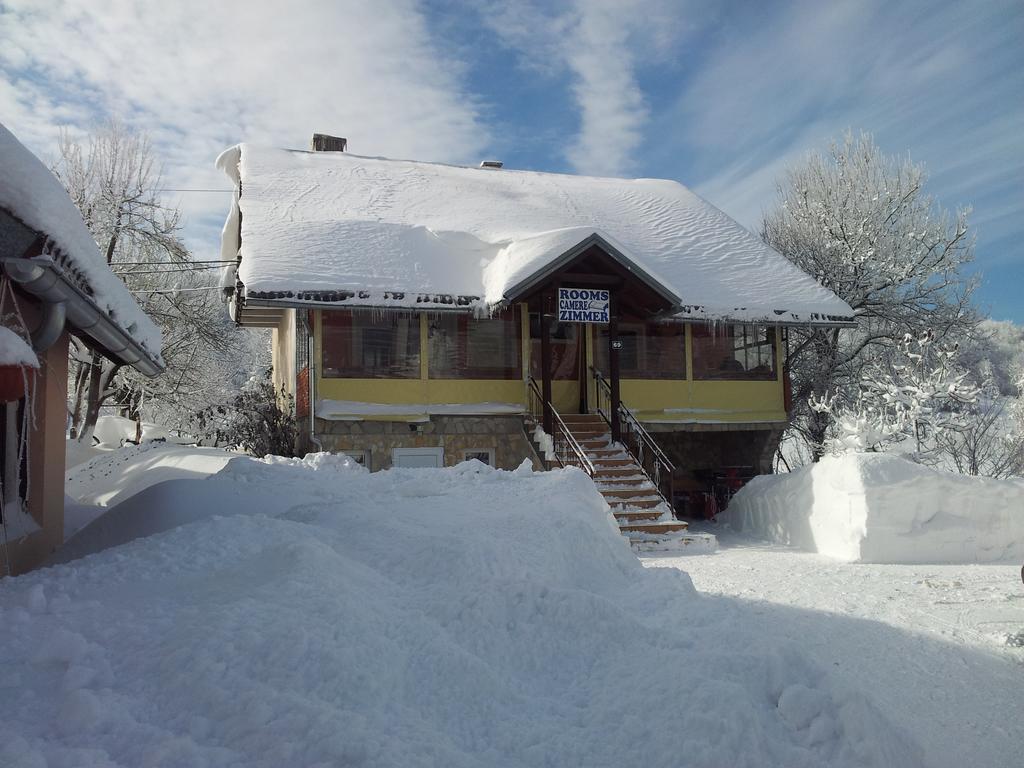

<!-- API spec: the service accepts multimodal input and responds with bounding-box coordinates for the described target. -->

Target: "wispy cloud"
[0,0,488,255]
[482,0,684,177]
[665,0,1023,254]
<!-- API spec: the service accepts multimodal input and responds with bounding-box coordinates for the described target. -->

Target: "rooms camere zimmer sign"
[557,288,610,323]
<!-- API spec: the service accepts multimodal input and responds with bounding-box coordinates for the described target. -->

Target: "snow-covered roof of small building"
[217,145,854,325]
[0,123,163,368]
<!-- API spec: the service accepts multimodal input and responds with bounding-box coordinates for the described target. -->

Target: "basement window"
[692,324,776,381]
[462,449,493,466]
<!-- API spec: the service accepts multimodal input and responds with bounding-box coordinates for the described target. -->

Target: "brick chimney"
[311,134,347,152]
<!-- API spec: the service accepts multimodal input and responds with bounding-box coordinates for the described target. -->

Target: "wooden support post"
[608,292,621,443]
[540,292,554,436]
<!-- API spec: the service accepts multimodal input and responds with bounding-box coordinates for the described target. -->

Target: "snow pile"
[88,414,193,448]
[66,440,239,508]
[217,145,853,324]
[4,453,921,766]
[0,122,161,357]
[0,325,38,367]
[724,453,1024,563]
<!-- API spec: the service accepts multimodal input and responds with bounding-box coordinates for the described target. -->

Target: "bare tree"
[932,370,1024,478]
[54,121,244,441]
[762,132,981,461]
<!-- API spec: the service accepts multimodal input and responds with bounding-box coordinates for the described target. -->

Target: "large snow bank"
[217,145,853,324]
[724,453,1024,563]
[66,441,240,508]
[0,122,161,358]
[4,454,920,766]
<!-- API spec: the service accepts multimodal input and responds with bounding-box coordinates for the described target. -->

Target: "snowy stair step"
[613,509,664,523]
[619,520,689,535]
[630,531,718,554]
[601,488,660,498]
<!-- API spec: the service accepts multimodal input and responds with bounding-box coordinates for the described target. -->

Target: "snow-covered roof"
[0,123,163,366]
[217,145,854,325]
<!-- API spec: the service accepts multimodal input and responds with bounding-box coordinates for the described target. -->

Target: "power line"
[114,265,226,276]
[155,188,234,193]
[129,286,226,294]
[111,259,235,266]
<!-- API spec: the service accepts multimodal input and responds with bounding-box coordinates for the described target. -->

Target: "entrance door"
[530,315,583,413]
[392,447,444,468]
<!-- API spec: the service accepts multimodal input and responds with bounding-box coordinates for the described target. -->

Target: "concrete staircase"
[559,414,712,552]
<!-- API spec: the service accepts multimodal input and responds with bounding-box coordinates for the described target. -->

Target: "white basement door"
[392,447,444,468]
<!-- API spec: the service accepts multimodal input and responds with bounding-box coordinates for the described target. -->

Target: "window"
[692,324,776,380]
[462,449,493,466]
[428,310,521,379]
[529,315,580,380]
[594,321,686,379]
[322,311,420,378]
[343,450,369,467]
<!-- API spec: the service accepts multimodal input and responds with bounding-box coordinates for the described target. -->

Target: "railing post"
[608,293,621,443]
[541,292,554,436]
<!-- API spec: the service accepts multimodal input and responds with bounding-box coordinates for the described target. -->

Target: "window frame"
[321,310,421,379]
[428,309,522,380]
[691,324,777,381]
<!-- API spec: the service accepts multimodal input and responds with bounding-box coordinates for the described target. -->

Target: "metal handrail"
[591,367,675,507]
[527,377,596,476]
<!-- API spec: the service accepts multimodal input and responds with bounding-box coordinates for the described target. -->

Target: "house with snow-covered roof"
[217,134,853,542]
[0,122,164,574]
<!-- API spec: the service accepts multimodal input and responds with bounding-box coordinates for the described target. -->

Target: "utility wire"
[129,286,226,294]
[112,259,234,265]
[114,266,226,276]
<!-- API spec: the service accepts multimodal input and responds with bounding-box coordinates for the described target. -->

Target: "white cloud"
[0,0,488,256]
[675,0,1024,263]
[483,0,685,177]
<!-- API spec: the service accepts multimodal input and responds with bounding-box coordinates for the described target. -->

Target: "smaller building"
[0,122,164,574]
[216,136,852,515]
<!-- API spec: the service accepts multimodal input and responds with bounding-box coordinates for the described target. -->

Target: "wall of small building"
[312,415,543,472]
[271,308,297,400]
[301,308,790,472]
[312,308,532,415]
[1,327,69,575]
[586,324,787,423]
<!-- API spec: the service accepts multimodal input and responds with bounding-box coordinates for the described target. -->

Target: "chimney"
[311,133,348,152]
[479,160,503,169]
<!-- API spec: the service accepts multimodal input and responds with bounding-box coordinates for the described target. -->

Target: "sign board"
[611,340,623,350]
[557,287,609,324]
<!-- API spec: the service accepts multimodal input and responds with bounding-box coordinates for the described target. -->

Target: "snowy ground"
[0,446,1019,766]
[645,525,1024,768]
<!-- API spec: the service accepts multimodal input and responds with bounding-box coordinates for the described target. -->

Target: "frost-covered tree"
[54,121,257,440]
[816,332,977,457]
[762,132,980,460]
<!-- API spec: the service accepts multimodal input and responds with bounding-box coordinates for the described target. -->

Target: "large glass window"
[322,311,420,378]
[529,315,580,381]
[428,310,521,379]
[594,321,686,379]
[692,324,776,380]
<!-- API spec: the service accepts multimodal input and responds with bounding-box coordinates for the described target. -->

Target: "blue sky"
[2,0,1021,321]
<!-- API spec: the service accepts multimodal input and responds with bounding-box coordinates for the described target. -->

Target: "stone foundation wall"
[308,415,543,472]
